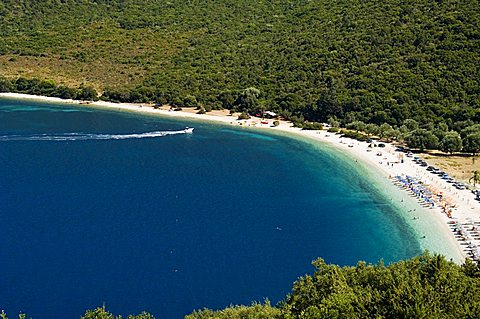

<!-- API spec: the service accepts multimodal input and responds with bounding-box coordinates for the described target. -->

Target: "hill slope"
[0,0,479,125]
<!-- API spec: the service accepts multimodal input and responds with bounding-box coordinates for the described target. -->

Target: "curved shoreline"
[1,92,475,263]
[263,130,465,262]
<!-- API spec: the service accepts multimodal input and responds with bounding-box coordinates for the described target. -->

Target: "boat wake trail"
[0,128,193,141]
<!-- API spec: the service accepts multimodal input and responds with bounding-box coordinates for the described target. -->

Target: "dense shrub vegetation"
[187,253,480,319]
[0,0,479,127]
[2,254,479,318]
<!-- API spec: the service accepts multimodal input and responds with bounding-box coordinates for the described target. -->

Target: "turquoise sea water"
[0,98,422,318]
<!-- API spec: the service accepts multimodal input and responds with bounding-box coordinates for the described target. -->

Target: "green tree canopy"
[379,123,396,141]
[463,132,480,156]
[0,0,479,129]
[364,123,380,136]
[405,129,439,151]
[440,131,463,154]
[403,119,419,131]
[80,307,155,319]
[235,87,261,112]
[346,121,366,132]
[77,86,98,101]
[461,125,480,139]
[186,253,480,319]
[470,170,480,187]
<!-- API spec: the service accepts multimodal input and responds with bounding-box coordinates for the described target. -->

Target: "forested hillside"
[0,0,479,128]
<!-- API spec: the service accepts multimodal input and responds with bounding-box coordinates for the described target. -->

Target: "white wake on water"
[0,128,193,141]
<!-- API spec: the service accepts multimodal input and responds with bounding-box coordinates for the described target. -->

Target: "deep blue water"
[0,98,421,318]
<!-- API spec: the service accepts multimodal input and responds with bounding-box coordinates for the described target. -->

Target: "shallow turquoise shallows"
[0,98,421,318]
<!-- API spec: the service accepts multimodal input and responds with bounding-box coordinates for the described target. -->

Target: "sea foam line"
[0,128,193,141]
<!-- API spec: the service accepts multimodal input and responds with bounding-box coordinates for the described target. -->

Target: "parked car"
[454,183,466,190]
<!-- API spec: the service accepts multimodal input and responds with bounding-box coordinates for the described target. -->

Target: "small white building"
[263,111,277,118]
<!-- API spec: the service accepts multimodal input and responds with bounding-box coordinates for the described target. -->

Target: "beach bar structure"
[262,111,277,119]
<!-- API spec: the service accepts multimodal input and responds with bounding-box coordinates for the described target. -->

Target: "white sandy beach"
[2,92,479,263]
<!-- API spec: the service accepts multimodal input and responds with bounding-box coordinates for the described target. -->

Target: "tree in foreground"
[405,129,439,151]
[186,301,280,319]
[461,125,480,139]
[238,112,251,120]
[440,131,463,154]
[1,254,479,319]
[378,123,396,141]
[80,306,154,319]
[470,171,480,187]
[464,132,480,157]
[364,123,379,136]
[235,87,261,112]
[77,86,98,101]
[345,121,366,133]
[186,253,480,319]
[279,253,480,318]
[0,311,25,319]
